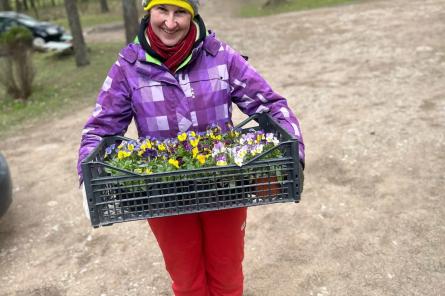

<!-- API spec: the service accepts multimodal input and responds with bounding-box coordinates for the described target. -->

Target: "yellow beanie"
[144,0,195,18]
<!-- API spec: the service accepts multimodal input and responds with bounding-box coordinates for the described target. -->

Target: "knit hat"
[142,0,199,17]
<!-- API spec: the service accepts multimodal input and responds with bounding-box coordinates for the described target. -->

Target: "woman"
[77,0,305,295]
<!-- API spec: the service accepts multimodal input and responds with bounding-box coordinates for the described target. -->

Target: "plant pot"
[255,176,281,197]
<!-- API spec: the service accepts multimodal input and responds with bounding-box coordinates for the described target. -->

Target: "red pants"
[148,208,247,296]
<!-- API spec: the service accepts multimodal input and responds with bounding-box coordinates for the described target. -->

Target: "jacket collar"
[119,32,221,64]
[202,31,220,57]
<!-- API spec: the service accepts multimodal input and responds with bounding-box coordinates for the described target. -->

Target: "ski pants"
[148,207,247,296]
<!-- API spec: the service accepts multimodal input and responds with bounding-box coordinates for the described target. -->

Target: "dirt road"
[1,0,444,295]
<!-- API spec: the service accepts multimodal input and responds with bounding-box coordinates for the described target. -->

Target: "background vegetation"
[240,0,359,17]
[0,42,121,135]
[2,0,123,28]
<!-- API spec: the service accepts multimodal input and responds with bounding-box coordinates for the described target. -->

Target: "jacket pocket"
[134,80,168,103]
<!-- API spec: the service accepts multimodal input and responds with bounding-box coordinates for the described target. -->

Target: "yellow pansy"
[141,140,152,149]
[192,147,199,158]
[138,144,147,156]
[229,130,240,139]
[158,143,166,151]
[190,137,200,148]
[168,158,179,169]
[128,144,135,151]
[177,133,187,142]
[117,150,131,160]
[197,154,206,165]
[210,133,222,140]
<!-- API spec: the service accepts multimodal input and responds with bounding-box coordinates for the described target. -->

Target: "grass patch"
[240,0,359,17]
[0,42,123,137]
[54,13,123,30]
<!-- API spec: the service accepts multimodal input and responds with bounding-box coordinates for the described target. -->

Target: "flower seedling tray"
[81,113,302,227]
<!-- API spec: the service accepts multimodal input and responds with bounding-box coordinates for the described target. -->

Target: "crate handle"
[236,113,297,141]
[240,140,294,166]
[90,161,143,177]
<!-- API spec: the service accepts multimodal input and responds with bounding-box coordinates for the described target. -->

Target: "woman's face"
[149,5,192,47]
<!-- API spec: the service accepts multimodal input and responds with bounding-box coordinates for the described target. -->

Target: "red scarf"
[147,22,197,72]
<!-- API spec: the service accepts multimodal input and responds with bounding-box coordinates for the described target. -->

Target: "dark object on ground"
[0,153,12,218]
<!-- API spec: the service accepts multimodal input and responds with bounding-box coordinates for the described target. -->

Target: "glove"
[81,183,91,221]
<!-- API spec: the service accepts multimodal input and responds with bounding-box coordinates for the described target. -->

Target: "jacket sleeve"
[77,59,133,183]
[226,44,305,165]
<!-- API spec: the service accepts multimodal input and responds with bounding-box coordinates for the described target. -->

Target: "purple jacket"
[77,32,305,180]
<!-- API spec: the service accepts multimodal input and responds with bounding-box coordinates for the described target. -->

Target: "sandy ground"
[1,0,445,295]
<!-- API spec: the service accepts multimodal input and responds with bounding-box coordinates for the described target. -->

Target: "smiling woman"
[77,0,305,295]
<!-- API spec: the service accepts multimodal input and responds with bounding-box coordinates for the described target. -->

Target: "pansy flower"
[183,140,193,152]
[103,124,282,175]
[216,154,227,166]
[250,144,264,156]
[256,130,265,142]
[157,143,166,151]
[187,131,197,138]
[233,155,244,167]
[265,133,275,143]
[192,147,199,158]
[177,132,187,142]
[117,150,131,160]
[197,154,207,165]
[189,136,200,148]
[212,141,226,156]
[168,158,179,169]
[105,144,116,156]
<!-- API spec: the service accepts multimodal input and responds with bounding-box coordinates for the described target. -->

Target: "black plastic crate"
[81,113,302,227]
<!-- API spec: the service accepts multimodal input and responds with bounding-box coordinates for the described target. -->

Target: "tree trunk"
[122,0,139,44]
[15,0,23,11]
[100,0,109,13]
[29,0,39,18]
[64,0,90,67]
[0,0,12,10]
